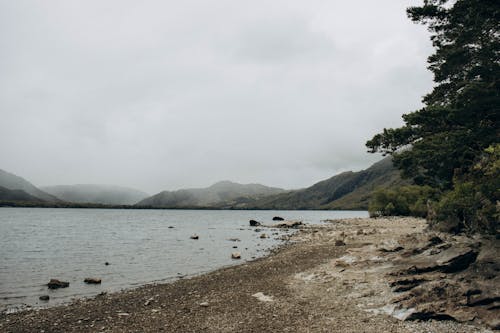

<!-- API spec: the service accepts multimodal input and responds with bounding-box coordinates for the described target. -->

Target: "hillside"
[0,186,46,202]
[137,181,285,208]
[238,157,409,210]
[41,184,149,205]
[0,169,59,202]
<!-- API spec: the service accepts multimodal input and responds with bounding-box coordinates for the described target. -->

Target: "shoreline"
[0,217,495,332]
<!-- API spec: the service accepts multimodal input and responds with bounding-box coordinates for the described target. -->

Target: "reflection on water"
[0,208,367,311]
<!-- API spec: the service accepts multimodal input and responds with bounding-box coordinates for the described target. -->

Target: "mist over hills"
[235,157,408,210]
[0,169,59,202]
[1,157,404,209]
[136,181,286,208]
[41,184,149,206]
[0,186,46,203]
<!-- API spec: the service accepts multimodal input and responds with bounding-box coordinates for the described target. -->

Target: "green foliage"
[366,0,499,233]
[368,185,440,218]
[366,0,499,189]
[432,144,500,234]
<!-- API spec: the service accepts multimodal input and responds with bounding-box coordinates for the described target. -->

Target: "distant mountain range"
[0,169,147,206]
[234,157,409,210]
[0,169,59,202]
[41,184,149,205]
[0,157,407,209]
[136,181,285,208]
[0,185,46,203]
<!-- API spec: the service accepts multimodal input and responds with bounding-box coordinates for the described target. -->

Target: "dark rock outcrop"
[249,220,261,227]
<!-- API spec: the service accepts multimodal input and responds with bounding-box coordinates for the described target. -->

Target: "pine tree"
[366,0,499,190]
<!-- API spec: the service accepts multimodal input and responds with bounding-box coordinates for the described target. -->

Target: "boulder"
[47,279,69,289]
[84,278,102,284]
[39,295,50,301]
[272,216,284,221]
[231,252,241,259]
[190,234,199,240]
[273,220,303,228]
[396,246,479,275]
[249,220,261,227]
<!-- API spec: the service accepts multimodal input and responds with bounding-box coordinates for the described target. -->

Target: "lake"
[0,208,368,312]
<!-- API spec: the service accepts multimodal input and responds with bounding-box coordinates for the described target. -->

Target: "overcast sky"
[0,0,433,194]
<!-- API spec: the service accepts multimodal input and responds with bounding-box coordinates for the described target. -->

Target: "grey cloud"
[0,0,433,193]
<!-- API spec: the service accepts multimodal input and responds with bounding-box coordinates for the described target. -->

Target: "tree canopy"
[366,0,499,190]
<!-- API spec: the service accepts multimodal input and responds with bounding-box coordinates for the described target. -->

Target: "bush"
[369,185,439,218]
[431,145,499,234]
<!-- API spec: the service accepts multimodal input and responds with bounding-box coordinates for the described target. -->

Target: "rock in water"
[39,295,50,301]
[273,220,303,228]
[47,279,69,289]
[231,252,241,259]
[249,220,261,227]
[260,233,268,239]
[84,278,102,284]
[190,234,199,240]
[272,216,284,221]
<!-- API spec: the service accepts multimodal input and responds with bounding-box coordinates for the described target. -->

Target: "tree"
[366,0,499,190]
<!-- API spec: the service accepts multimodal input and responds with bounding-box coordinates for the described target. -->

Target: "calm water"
[0,208,367,311]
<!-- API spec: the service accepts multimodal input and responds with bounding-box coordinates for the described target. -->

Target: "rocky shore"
[0,217,497,332]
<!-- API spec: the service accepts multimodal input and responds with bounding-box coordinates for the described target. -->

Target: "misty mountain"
[137,181,285,208]
[0,169,59,202]
[232,157,409,210]
[0,186,46,202]
[41,184,149,205]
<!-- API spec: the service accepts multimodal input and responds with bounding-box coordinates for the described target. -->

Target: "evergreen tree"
[366,0,499,190]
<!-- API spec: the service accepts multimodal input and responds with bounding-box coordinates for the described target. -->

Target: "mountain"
[41,184,149,205]
[237,157,409,210]
[136,181,285,208]
[0,186,46,202]
[0,169,59,202]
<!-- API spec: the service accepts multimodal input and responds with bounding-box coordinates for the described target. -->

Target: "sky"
[0,0,433,194]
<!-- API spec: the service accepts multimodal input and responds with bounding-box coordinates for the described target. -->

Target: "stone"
[252,292,274,302]
[273,220,303,228]
[105,262,110,266]
[84,278,102,284]
[47,279,69,289]
[249,220,261,226]
[389,277,428,292]
[199,302,209,307]
[190,234,199,240]
[335,239,346,246]
[272,216,285,221]
[39,295,50,301]
[231,252,241,259]
[260,233,267,239]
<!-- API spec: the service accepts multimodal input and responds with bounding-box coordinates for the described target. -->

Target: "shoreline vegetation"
[1,217,497,332]
[0,202,367,211]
